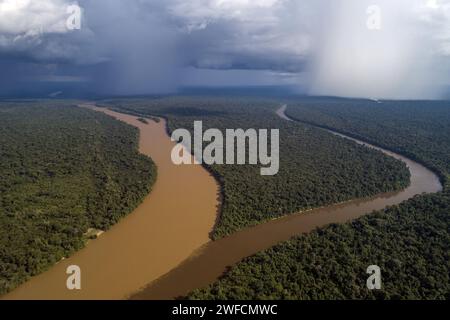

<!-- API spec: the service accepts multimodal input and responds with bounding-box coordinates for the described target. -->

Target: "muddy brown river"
[130,105,442,300]
[2,105,219,300]
[3,104,442,300]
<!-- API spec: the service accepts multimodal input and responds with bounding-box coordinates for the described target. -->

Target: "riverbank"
[130,105,442,300]
[2,105,219,300]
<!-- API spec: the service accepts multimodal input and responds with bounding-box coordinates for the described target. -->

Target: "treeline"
[189,192,450,300]
[188,98,450,300]
[284,99,450,188]
[0,102,156,294]
[100,97,410,238]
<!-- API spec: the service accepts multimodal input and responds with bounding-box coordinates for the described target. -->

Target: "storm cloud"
[0,0,449,98]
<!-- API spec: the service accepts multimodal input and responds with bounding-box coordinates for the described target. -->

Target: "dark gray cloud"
[0,0,183,95]
[0,0,449,98]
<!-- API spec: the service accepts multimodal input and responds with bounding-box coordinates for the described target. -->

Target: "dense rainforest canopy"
[3,96,445,299]
[189,192,450,300]
[0,102,156,294]
[101,97,410,238]
[285,99,450,187]
[188,98,450,300]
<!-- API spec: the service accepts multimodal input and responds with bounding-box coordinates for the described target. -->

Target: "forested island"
[188,98,449,300]
[285,99,450,185]
[0,102,156,294]
[100,97,410,238]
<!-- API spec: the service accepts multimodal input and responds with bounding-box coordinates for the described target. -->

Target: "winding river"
[130,105,442,300]
[2,105,219,300]
[3,104,442,300]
